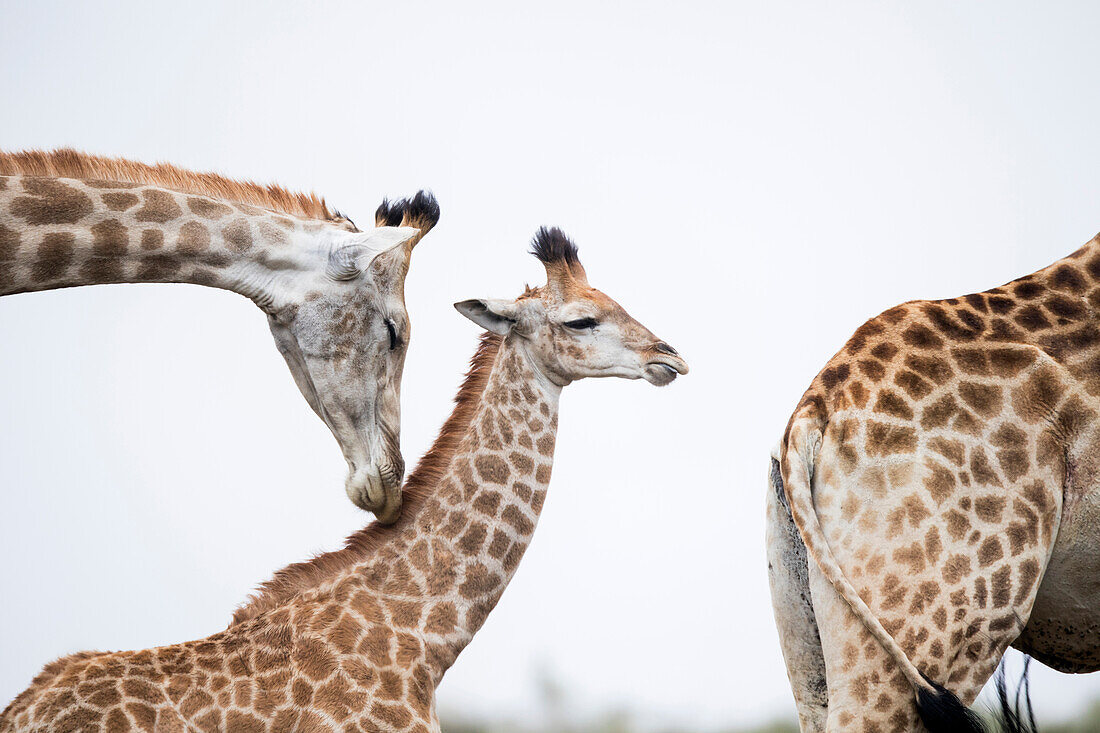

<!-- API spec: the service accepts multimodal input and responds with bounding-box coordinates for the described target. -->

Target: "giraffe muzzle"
[345,458,404,523]
[643,349,689,386]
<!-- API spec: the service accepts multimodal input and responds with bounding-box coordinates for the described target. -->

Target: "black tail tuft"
[375,190,440,232]
[916,676,987,733]
[993,656,1039,733]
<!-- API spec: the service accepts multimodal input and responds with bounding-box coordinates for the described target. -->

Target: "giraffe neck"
[267,334,562,685]
[393,334,560,680]
[0,174,344,305]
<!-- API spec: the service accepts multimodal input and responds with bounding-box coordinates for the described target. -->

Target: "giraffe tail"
[780,416,986,733]
[375,190,440,248]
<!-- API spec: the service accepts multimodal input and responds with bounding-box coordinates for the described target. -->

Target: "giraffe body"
[1,228,687,733]
[1014,460,1100,672]
[0,150,441,519]
[769,232,1100,731]
[1,335,554,733]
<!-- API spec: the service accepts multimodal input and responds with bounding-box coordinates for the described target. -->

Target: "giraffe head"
[455,227,687,387]
[267,192,439,522]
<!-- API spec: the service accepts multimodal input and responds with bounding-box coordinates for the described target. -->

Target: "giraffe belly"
[1015,481,1100,673]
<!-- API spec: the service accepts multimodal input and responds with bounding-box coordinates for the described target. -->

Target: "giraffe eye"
[563,317,599,330]
[386,320,401,350]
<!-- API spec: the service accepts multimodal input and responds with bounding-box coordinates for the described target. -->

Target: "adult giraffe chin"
[769,231,1100,731]
[0,149,440,521]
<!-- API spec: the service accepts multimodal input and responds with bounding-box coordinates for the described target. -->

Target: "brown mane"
[230,332,503,626]
[0,148,337,222]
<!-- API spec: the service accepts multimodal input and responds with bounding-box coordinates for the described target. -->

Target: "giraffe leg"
[766,455,828,733]
[808,558,1040,732]
[807,517,1058,728]
[800,422,1064,733]
[808,561,926,732]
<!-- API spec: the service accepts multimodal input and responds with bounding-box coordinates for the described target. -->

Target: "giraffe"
[0,227,688,733]
[768,231,1100,731]
[0,149,440,521]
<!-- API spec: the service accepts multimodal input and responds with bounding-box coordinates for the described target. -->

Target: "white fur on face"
[456,286,688,388]
[268,229,417,521]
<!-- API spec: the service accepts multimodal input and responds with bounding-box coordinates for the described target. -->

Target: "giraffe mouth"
[345,459,404,523]
[644,358,688,386]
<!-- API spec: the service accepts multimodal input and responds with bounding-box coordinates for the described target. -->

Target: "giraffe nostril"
[654,342,679,356]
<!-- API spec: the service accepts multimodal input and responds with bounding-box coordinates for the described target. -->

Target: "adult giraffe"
[0,227,688,732]
[0,149,440,520]
[769,231,1100,731]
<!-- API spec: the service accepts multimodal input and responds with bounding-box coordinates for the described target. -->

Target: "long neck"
[0,175,338,303]
[362,335,562,682]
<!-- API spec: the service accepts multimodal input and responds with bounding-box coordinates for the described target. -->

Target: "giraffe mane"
[0,148,338,222]
[230,331,503,626]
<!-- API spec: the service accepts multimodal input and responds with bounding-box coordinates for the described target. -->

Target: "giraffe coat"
[1,229,688,733]
[770,232,1100,731]
[0,150,440,519]
[1,335,558,733]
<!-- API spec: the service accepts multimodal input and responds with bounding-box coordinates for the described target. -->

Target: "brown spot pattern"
[221,219,253,252]
[140,230,164,250]
[11,177,93,224]
[773,233,1100,729]
[188,196,232,219]
[178,221,211,254]
[2,334,566,731]
[91,218,128,257]
[134,189,182,223]
[31,232,76,282]
[102,191,140,211]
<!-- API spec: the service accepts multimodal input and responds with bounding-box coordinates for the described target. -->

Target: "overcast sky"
[3,1,1100,727]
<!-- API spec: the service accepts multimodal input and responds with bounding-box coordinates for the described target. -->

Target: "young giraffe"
[1,228,688,733]
[0,149,440,520]
[769,231,1100,731]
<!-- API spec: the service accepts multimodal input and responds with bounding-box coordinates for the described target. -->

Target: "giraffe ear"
[326,227,419,280]
[454,299,521,335]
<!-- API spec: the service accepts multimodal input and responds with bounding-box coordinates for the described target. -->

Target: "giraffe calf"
[1,227,688,733]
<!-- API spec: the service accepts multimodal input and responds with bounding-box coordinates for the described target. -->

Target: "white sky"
[2,0,1100,727]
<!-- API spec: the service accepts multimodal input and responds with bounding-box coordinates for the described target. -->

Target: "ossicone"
[529,226,587,289]
[375,190,441,235]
